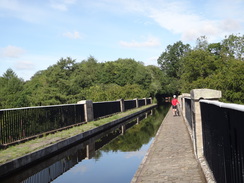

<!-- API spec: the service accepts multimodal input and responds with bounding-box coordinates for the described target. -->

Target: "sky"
[0,0,244,81]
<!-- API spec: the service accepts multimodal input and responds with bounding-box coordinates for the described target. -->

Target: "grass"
[0,104,155,165]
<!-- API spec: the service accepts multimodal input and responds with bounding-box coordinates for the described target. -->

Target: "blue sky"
[0,0,244,81]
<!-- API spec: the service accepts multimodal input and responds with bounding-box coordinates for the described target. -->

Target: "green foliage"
[81,84,149,102]
[0,57,158,109]
[180,34,244,103]
[100,104,170,152]
[221,34,244,61]
[180,49,218,92]
[157,41,191,96]
[2,33,243,108]
[157,33,244,104]
[157,41,191,78]
[210,59,244,103]
[0,69,26,108]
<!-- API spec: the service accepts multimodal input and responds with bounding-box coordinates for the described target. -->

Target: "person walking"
[171,95,180,116]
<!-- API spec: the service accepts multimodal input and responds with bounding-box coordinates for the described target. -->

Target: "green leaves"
[179,34,244,103]
[157,41,191,78]
[0,57,157,109]
[158,34,244,104]
[0,69,25,108]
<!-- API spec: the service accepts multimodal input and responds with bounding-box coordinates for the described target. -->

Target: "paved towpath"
[131,109,206,183]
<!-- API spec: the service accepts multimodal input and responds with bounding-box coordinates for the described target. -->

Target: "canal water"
[2,104,170,183]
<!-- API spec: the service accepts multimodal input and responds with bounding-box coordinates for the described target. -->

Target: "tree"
[0,69,26,108]
[209,58,244,104]
[157,41,191,78]
[82,84,149,102]
[208,42,222,59]
[180,49,218,92]
[195,36,209,50]
[221,34,244,61]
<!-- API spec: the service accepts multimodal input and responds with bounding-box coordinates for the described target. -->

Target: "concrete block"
[190,89,222,100]
[77,100,94,122]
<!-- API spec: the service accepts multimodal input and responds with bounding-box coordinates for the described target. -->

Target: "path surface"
[131,109,206,183]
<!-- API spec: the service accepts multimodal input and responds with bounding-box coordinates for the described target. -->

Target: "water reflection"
[1,104,169,183]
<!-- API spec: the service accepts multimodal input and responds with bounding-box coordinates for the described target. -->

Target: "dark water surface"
[3,104,169,183]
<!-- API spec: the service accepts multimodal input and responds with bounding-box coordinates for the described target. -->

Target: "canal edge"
[0,104,157,179]
[131,108,171,183]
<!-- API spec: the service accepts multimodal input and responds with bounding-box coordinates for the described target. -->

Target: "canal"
[2,104,170,183]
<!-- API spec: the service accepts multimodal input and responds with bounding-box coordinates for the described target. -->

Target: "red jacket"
[171,98,179,106]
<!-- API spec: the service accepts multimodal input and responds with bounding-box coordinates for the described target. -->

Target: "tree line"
[0,34,243,109]
[157,34,244,104]
[0,58,165,109]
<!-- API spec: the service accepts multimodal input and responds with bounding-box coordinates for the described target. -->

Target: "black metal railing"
[0,98,152,146]
[0,104,85,145]
[147,98,151,105]
[200,100,244,183]
[185,98,192,129]
[138,99,146,107]
[93,101,121,119]
[124,100,136,110]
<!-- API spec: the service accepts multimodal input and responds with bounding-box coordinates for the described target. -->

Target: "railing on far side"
[0,104,85,145]
[0,97,152,147]
[93,101,121,119]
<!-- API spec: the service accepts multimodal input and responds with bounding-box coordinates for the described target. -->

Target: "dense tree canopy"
[1,34,243,109]
[0,58,163,109]
[0,69,26,108]
[157,34,244,104]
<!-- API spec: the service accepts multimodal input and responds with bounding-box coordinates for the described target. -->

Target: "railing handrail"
[0,103,83,112]
[184,97,191,100]
[0,98,146,112]
[200,99,244,112]
[0,103,81,112]
[93,101,119,104]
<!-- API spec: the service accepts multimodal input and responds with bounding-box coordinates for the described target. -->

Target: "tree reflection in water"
[2,104,170,183]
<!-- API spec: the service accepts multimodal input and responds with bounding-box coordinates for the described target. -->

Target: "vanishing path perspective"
[131,109,206,183]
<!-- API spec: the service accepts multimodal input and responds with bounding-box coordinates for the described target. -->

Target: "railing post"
[137,117,140,124]
[121,124,126,135]
[86,139,95,159]
[134,98,139,108]
[181,93,190,119]
[149,97,152,104]
[117,99,125,112]
[143,98,147,105]
[77,100,94,122]
[190,89,222,159]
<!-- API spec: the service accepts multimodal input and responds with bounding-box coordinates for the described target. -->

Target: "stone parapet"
[77,100,94,122]
[190,89,222,159]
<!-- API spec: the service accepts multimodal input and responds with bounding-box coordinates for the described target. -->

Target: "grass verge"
[0,104,155,165]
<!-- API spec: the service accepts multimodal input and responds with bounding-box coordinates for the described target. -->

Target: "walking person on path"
[171,95,180,116]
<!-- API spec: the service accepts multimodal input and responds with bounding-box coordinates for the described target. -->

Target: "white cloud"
[120,36,161,48]
[125,150,147,159]
[0,45,26,58]
[220,19,241,32]
[14,61,35,70]
[63,31,83,39]
[102,0,244,42]
[71,165,88,174]
[144,0,244,42]
[0,0,47,23]
[50,0,77,11]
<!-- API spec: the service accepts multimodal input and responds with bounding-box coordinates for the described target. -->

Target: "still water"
[3,104,169,183]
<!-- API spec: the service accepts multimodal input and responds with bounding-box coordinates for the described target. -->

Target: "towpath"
[131,109,206,183]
